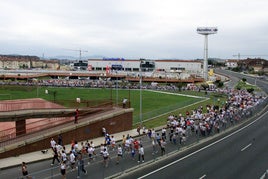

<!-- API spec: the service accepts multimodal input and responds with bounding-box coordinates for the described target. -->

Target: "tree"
[247,88,254,93]
[215,80,224,88]
[201,83,209,90]
[176,82,183,91]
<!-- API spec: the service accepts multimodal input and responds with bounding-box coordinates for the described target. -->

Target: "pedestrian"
[21,162,32,179]
[152,139,158,154]
[160,139,166,156]
[60,160,66,179]
[103,148,110,167]
[131,147,135,160]
[172,133,177,144]
[87,145,95,164]
[161,127,167,140]
[61,150,67,163]
[102,126,106,136]
[122,135,126,148]
[138,144,144,163]
[50,138,56,149]
[105,134,111,149]
[116,144,123,164]
[69,151,76,171]
[122,98,127,108]
[133,139,140,152]
[77,153,87,177]
[90,141,95,148]
[111,135,116,151]
[156,133,161,146]
[73,141,79,155]
[51,147,60,166]
[74,109,79,124]
[137,125,141,136]
[151,129,156,141]
[58,134,63,146]
[147,129,152,139]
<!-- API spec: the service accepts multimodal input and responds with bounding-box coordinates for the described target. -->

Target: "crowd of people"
[0,78,205,92]
[18,84,266,178]
[163,88,265,146]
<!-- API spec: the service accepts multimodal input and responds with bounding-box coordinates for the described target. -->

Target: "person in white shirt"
[138,145,145,163]
[61,150,67,162]
[50,138,56,149]
[87,146,95,164]
[69,151,76,170]
[116,144,123,164]
[161,127,167,140]
[102,127,106,136]
[102,148,109,167]
[60,161,66,179]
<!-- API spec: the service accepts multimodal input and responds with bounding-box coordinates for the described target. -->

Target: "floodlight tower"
[197,27,218,81]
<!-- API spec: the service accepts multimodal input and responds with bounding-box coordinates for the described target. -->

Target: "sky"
[0,0,267,60]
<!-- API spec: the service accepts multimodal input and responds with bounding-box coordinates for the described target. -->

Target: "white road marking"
[146,89,207,99]
[199,174,206,179]
[137,110,268,179]
[241,143,252,151]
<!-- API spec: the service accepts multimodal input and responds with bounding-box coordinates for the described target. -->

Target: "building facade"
[0,55,60,70]
[87,58,202,74]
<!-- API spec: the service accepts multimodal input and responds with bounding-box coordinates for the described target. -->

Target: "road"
[121,109,268,179]
[215,68,268,95]
[0,129,200,179]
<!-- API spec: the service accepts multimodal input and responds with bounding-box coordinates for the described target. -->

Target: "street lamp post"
[116,71,118,106]
[197,27,218,81]
[139,60,143,125]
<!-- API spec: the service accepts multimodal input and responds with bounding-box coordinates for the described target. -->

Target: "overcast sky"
[0,0,267,60]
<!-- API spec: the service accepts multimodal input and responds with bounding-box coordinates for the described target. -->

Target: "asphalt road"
[121,109,268,179]
[215,68,268,95]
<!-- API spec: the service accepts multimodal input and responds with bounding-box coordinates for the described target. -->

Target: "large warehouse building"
[87,58,202,75]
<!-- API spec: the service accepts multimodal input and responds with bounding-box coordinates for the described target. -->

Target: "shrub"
[247,88,254,93]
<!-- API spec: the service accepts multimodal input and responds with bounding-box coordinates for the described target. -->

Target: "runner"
[21,162,32,179]
[103,148,110,167]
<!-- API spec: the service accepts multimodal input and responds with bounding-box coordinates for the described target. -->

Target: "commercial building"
[0,55,60,70]
[88,58,202,74]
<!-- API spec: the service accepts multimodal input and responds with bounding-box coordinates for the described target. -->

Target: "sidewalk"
[0,128,140,169]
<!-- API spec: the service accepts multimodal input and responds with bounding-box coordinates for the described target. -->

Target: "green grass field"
[0,85,227,128]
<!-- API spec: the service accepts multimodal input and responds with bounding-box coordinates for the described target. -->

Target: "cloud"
[0,0,267,59]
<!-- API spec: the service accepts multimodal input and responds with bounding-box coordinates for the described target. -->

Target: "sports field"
[0,85,208,125]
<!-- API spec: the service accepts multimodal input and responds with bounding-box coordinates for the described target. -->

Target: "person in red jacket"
[74,109,79,124]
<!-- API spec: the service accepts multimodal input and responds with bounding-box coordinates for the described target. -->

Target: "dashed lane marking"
[241,143,252,152]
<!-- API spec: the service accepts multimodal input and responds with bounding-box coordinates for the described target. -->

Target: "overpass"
[0,107,103,137]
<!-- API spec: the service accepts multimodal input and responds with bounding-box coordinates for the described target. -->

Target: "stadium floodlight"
[197,27,218,81]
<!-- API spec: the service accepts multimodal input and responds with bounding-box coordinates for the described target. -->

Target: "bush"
[247,88,254,93]
[215,80,224,88]
[201,83,209,90]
